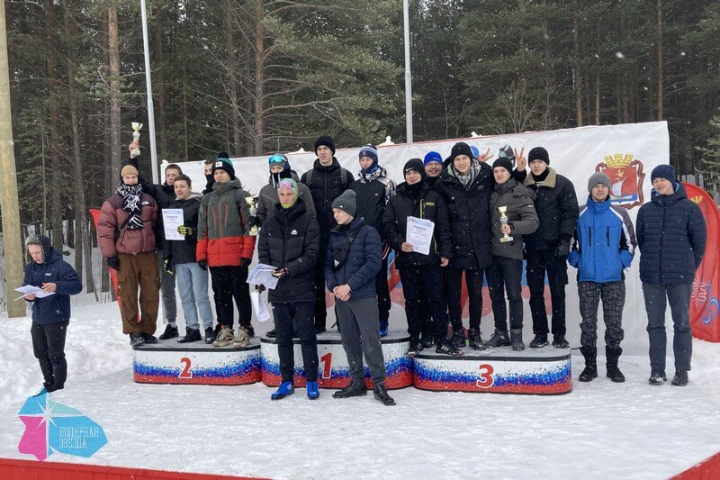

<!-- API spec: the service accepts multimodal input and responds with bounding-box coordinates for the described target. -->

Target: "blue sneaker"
[307,381,320,400]
[271,381,294,400]
[379,322,389,337]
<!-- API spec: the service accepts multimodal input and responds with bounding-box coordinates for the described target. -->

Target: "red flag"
[683,183,720,342]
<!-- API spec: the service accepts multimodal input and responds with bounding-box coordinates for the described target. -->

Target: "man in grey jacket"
[485,158,539,351]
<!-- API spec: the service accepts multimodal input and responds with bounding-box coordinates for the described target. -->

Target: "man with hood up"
[23,235,82,393]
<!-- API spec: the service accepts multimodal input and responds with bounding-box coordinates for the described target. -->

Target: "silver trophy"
[498,206,512,243]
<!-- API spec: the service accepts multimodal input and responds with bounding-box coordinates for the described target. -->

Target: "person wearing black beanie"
[383,158,458,356]
[636,163,706,386]
[301,135,354,333]
[197,151,257,347]
[484,158,538,351]
[212,152,236,181]
[523,146,579,349]
[433,143,528,351]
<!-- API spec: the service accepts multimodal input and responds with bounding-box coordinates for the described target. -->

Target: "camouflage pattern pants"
[578,281,625,349]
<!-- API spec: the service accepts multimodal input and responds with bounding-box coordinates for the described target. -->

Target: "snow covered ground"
[1,295,720,479]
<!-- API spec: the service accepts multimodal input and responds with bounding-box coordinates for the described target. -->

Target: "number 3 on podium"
[476,363,494,388]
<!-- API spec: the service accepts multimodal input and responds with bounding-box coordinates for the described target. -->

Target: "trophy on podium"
[246,196,260,236]
[498,206,512,242]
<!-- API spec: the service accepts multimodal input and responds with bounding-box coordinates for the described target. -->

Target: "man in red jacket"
[196,152,256,347]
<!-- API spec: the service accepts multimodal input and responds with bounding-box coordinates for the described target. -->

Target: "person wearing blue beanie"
[423,151,443,188]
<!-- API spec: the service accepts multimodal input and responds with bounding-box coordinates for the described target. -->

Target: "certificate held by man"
[163,209,185,241]
[406,216,435,255]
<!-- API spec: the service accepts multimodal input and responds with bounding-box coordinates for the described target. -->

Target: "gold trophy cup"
[498,206,512,243]
[246,196,260,236]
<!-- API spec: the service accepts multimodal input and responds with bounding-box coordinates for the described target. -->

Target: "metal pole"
[0,1,27,318]
[403,0,413,144]
[140,0,159,183]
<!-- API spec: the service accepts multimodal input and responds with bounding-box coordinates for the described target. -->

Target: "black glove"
[163,258,174,274]
[555,241,570,260]
[255,284,266,293]
[198,260,208,271]
[177,225,194,237]
[240,257,251,269]
[107,256,120,271]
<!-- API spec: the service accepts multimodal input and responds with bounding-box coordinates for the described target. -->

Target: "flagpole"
[403,0,413,144]
[140,0,159,183]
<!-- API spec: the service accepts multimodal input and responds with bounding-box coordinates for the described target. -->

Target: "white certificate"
[15,285,55,299]
[246,263,279,290]
[162,209,185,241]
[251,291,271,322]
[406,216,435,256]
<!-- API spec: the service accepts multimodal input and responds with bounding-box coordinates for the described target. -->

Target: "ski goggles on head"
[268,154,286,164]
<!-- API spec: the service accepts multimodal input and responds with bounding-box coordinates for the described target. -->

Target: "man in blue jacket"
[568,173,637,383]
[636,165,706,387]
[22,235,82,392]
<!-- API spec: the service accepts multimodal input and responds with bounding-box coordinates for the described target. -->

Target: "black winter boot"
[373,381,396,406]
[485,330,510,348]
[159,324,179,340]
[606,346,625,383]
[468,328,485,350]
[579,346,598,382]
[178,327,202,343]
[510,329,525,351]
[129,332,145,347]
[529,333,549,348]
[450,329,466,349]
[205,326,218,344]
[333,379,368,398]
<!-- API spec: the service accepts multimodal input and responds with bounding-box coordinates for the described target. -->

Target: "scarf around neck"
[359,165,396,203]
[117,183,144,230]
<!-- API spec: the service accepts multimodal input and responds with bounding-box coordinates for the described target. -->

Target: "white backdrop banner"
[169,121,670,354]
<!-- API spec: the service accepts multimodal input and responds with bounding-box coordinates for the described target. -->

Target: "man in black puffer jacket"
[349,144,396,336]
[301,135,354,333]
[434,142,527,349]
[384,159,458,356]
[258,178,321,400]
[637,165,706,387]
[23,235,82,393]
[523,147,579,349]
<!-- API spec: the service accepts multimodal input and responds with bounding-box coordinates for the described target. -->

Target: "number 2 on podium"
[179,357,193,379]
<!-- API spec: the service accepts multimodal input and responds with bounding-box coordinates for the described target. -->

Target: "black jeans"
[375,255,391,326]
[314,248,328,329]
[447,266,485,332]
[486,256,524,331]
[418,269,448,339]
[31,321,68,387]
[399,264,449,344]
[209,265,251,329]
[272,301,318,383]
[526,247,568,336]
